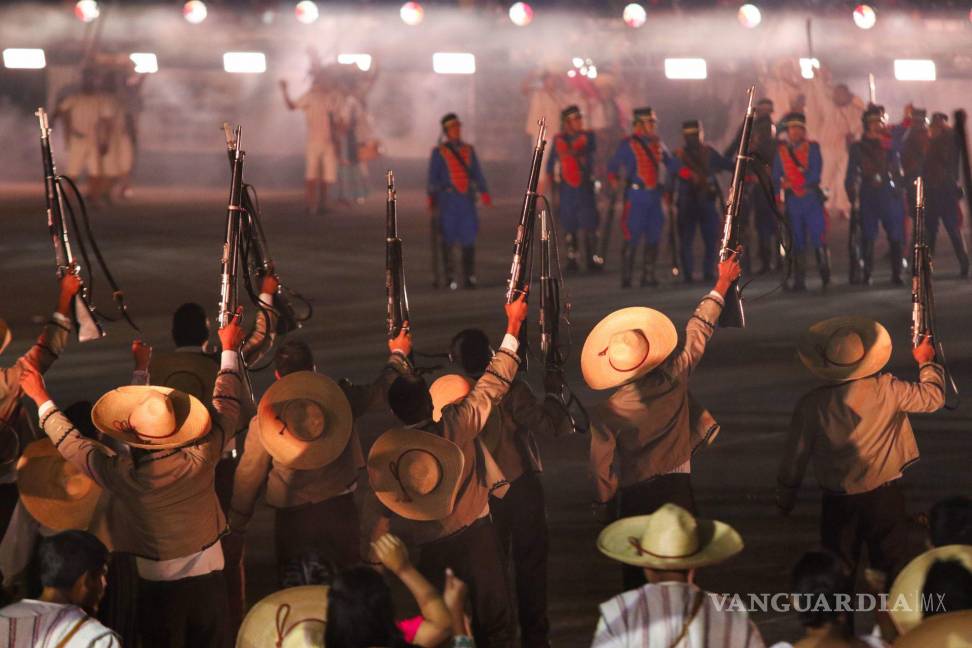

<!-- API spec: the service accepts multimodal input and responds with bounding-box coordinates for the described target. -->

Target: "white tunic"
[0,600,121,647]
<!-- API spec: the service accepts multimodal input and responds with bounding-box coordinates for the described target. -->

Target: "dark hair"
[63,401,97,441]
[38,531,108,590]
[325,566,406,648]
[388,375,432,425]
[450,328,492,377]
[791,551,853,630]
[172,302,209,347]
[274,338,315,377]
[930,496,972,547]
[922,559,972,619]
[281,551,334,588]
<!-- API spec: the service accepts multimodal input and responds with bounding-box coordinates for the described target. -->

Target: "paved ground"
[2,184,970,645]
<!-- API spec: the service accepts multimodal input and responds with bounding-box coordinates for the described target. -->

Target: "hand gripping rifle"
[911,178,959,409]
[717,86,756,328]
[386,171,409,340]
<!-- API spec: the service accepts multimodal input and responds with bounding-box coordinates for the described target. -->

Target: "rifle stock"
[386,171,410,339]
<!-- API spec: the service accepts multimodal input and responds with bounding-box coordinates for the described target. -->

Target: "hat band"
[601,344,650,373]
[628,536,700,560]
[274,603,321,647]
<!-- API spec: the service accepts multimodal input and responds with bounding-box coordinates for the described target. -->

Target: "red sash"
[440,143,472,194]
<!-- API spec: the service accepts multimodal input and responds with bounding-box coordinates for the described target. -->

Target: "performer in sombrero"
[889,543,972,640]
[584,249,742,589]
[777,317,944,581]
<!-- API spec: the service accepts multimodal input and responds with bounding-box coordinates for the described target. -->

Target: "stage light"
[894,59,936,81]
[223,52,266,74]
[433,52,475,75]
[295,1,319,24]
[183,1,207,24]
[130,53,158,74]
[664,58,707,80]
[74,0,100,22]
[799,57,820,79]
[622,3,647,29]
[337,54,373,72]
[508,2,533,27]
[2,48,46,70]
[400,2,424,26]
[853,4,876,30]
[737,4,761,29]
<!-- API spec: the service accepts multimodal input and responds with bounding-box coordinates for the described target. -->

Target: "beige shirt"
[57,92,115,141]
[778,363,945,495]
[589,293,724,504]
[297,89,341,151]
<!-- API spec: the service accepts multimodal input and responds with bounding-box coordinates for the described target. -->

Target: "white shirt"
[296,89,341,149]
[0,599,121,647]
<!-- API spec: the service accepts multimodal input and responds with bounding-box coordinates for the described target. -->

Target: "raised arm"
[279,80,297,111]
[20,275,79,375]
[340,328,414,420]
[890,338,945,413]
[205,308,247,459]
[241,274,279,366]
[227,417,272,534]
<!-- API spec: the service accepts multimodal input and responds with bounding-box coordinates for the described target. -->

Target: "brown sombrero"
[894,610,972,648]
[17,438,103,531]
[149,351,219,403]
[0,318,10,355]
[236,585,328,648]
[258,371,353,470]
[368,427,464,522]
[92,385,211,450]
[581,307,678,391]
[890,545,972,634]
[430,374,471,422]
[797,316,892,382]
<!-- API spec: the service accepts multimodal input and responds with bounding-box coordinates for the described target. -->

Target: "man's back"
[0,599,120,647]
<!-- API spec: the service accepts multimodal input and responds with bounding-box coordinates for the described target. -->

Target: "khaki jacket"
[778,363,945,495]
[40,359,244,560]
[589,293,723,504]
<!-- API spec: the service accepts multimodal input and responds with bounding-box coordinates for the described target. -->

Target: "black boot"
[946,226,970,278]
[442,243,458,290]
[789,251,807,292]
[815,246,831,290]
[641,244,659,287]
[461,246,477,289]
[862,240,875,286]
[620,242,635,289]
[585,231,604,272]
[565,233,580,273]
[889,241,904,286]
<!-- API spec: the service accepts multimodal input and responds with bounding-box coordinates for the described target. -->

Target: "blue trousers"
[678,197,720,279]
[623,188,664,246]
[558,183,598,233]
[438,191,479,246]
[785,192,826,252]
[860,186,904,244]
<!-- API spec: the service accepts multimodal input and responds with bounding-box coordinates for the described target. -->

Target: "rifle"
[218,126,245,330]
[848,174,865,284]
[506,119,547,306]
[598,185,618,264]
[717,85,756,328]
[386,171,409,339]
[667,192,681,278]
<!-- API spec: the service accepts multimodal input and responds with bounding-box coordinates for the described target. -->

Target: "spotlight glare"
[74,0,100,22]
[295,1,319,24]
[183,1,207,24]
[894,59,936,81]
[2,48,46,70]
[799,58,820,79]
[622,3,647,28]
[664,58,707,80]
[337,53,373,72]
[400,2,424,26]
[853,4,876,30]
[432,52,476,75]
[130,53,158,74]
[508,2,533,27]
[223,52,266,74]
[737,4,761,29]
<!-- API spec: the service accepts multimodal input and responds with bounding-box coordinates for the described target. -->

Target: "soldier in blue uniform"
[546,105,602,273]
[607,107,672,288]
[925,112,970,277]
[427,113,492,290]
[845,105,907,286]
[668,120,734,283]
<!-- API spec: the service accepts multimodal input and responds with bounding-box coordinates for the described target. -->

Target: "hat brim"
[582,307,677,390]
[893,610,972,648]
[597,515,743,570]
[0,319,10,356]
[237,585,328,648]
[368,427,464,522]
[797,316,892,382]
[259,371,353,470]
[890,545,972,634]
[17,438,104,531]
[148,352,219,403]
[92,386,211,450]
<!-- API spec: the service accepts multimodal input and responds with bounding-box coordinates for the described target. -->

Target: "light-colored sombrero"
[597,503,744,570]
[430,374,471,422]
[890,545,972,634]
[149,352,218,403]
[797,316,892,383]
[236,585,328,648]
[92,385,211,450]
[17,438,103,531]
[0,318,10,355]
[581,307,678,390]
[894,610,972,648]
[368,427,464,522]
[258,371,353,470]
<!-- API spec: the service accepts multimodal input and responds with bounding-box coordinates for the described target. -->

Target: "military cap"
[681,119,701,134]
[633,107,657,122]
[440,113,461,130]
[561,105,582,121]
[782,112,807,129]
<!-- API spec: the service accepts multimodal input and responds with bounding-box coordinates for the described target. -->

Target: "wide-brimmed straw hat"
[236,585,328,648]
[890,545,972,634]
[597,503,744,570]
[581,307,677,390]
[17,438,103,531]
[92,385,210,450]
[368,427,464,522]
[894,610,972,648]
[430,374,471,422]
[148,352,218,403]
[797,316,892,382]
[0,318,10,355]
[258,371,353,470]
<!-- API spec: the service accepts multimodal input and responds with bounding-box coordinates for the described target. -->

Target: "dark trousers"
[618,474,697,590]
[0,482,18,539]
[418,517,514,648]
[491,473,550,648]
[820,480,918,581]
[136,571,230,648]
[274,493,361,583]
[98,553,139,645]
[214,456,244,635]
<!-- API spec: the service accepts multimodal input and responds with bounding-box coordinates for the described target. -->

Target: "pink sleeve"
[396,616,424,643]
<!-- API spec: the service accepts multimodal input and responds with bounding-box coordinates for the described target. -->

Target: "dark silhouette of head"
[388,375,433,425]
[171,302,209,348]
[791,551,854,632]
[930,496,972,547]
[274,338,316,377]
[325,566,406,648]
[922,559,972,620]
[38,530,110,615]
[450,328,492,378]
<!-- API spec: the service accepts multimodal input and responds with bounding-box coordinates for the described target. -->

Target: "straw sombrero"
[368,427,464,522]
[258,371,353,470]
[236,585,328,648]
[597,503,744,570]
[581,307,677,390]
[17,438,103,531]
[894,611,972,648]
[0,318,10,355]
[149,352,218,403]
[797,316,891,382]
[430,374,471,422]
[890,545,972,634]
[92,385,211,450]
